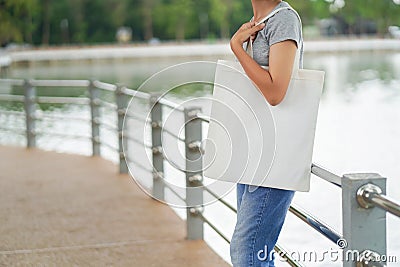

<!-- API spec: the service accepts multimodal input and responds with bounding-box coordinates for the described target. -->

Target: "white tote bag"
[203,7,325,192]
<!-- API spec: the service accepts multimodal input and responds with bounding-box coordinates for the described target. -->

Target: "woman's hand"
[230,21,265,52]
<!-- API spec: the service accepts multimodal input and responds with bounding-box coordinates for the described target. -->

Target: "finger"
[244,24,264,38]
[242,21,255,29]
[256,22,266,29]
[249,23,265,33]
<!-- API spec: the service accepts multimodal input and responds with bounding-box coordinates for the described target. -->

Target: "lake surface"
[1,49,400,266]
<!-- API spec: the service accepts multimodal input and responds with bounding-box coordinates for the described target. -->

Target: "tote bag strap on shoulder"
[246,5,303,71]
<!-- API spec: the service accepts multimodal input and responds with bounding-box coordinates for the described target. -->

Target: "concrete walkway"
[0,146,229,267]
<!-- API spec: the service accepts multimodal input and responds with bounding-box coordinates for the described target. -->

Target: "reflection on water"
[1,51,400,266]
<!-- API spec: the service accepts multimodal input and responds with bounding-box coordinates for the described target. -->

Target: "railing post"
[150,94,164,201]
[341,173,387,266]
[184,107,204,240]
[115,84,129,174]
[23,79,36,148]
[89,80,100,156]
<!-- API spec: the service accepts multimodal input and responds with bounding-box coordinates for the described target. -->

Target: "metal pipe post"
[150,94,164,201]
[116,84,129,174]
[89,80,100,156]
[23,79,36,148]
[184,107,204,240]
[342,173,387,267]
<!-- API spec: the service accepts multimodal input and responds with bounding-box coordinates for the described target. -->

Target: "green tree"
[141,0,155,40]
[125,0,144,41]
[153,0,197,40]
[0,0,39,45]
[360,0,400,35]
[2,0,400,45]
[289,0,332,24]
[338,0,400,34]
[209,0,233,38]
[230,0,252,34]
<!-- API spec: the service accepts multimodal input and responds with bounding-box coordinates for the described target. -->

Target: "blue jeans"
[230,184,295,267]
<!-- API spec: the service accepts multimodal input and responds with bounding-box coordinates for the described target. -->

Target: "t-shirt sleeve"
[264,9,301,48]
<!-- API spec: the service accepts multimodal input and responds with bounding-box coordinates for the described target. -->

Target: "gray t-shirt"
[252,1,303,68]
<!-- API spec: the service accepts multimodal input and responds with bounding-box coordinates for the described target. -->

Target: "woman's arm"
[230,22,297,106]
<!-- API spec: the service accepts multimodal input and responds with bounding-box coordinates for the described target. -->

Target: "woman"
[229,0,303,266]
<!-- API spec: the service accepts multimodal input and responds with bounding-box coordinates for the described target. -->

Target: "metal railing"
[0,78,399,267]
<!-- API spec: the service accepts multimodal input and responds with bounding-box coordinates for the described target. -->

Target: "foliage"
[1,0,399,46]
[339,0,400,34]
[0,0,40,45]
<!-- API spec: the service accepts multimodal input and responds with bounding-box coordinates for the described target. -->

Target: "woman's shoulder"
[266,8,300,28]
[263,6,302,46]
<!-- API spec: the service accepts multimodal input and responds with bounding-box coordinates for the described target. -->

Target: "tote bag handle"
[245,5,303,72]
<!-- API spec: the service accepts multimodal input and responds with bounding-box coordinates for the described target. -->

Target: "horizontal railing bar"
[37,132,90,140]
[35,131,92,140]
[274,244,305,267]
[36,96,90,105]
[0,94,25,102]
[36,113,90,123]
[124,88,150,100]
[125,113,150,123]
[162,127,185,142]
[31,80,90,87]
[0,79,25,86]
[126,156,153,173]
[160,179,186,203]
[93,81,117,92]
[124,134,152,149]
[369,192,400,218]
[289,204,342,245]
[195,112,211,123]
[311,163,342,187]
[203,186,237,213]
[99,140,119,152]
[97,119,118,131]
[198,213,231,243]
[158,98,184,112]
[97,99,117,110]
[0,126,26,134]
[0,110,25,116]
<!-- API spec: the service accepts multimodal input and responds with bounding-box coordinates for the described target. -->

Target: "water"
[1,50,400,266]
